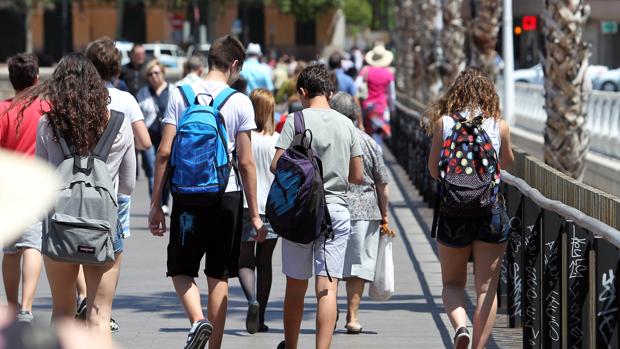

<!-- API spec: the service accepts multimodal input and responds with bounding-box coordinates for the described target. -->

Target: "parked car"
[115,41,134,66]
[143,43,186,68]
[592,68,620,91]
[514,64,544,85]
[513,63,609,87]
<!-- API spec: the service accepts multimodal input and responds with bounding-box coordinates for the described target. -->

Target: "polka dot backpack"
[430,112,501,238]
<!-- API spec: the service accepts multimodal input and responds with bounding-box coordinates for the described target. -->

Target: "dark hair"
[129,43,144,54]
[7,53,39,91]
[328,52,342,70]
[231,76,248,94]
[85,37,121,81]
[12,53,109,154]
[296,63,334,98]
[208,35,246,71]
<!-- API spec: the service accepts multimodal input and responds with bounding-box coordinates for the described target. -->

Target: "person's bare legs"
[2,251,22,309]
[44,257,80,319]
[83,252,122,348]
[76,266,87,302]
[283,277,309,349]
[438,243,472,331]
[345,277,365,328]
[206,277,228,349]
[315,275,339,349]
[20,248,42,311]
[471,241,506,349]
[172,275,206,324]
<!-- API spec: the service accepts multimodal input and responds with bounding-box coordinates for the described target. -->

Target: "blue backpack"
[169,85,238,205]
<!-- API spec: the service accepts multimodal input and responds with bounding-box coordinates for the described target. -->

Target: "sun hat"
[0,149,58,245]
[365,43,394,67]
[246,43,263,57]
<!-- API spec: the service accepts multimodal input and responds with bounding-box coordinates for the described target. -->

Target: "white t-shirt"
[162,80,257,192]
[107,87,144,124]
[243,131,279,213]
[442,112,502,154]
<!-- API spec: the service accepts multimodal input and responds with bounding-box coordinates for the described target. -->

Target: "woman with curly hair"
[15,53,135,346]
[426,67,514,349]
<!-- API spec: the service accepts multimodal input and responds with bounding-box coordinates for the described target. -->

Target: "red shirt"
[0,98,50,156]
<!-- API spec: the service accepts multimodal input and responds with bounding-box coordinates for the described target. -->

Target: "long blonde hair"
[250,88,275,135]
[425,67,501,134]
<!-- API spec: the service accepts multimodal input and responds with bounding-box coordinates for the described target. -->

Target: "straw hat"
[0,149,58,245]
[246,43,263,57]
[365,43,394,67]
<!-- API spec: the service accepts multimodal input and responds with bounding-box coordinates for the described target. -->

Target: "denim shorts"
[436,198,510,248]
[113,194,131,254]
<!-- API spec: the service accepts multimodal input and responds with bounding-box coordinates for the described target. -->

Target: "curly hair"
[296,63,334,98]
[84,36,121,81]
[424,67,501,134]
[12,53,109,154]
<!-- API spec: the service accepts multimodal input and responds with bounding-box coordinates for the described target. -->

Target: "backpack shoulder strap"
[178,85,197,107]
[57,133,74,159]
[293,111,306,136]
[92,111,124,161]
[449,112,466,123]
[212,87,238,111]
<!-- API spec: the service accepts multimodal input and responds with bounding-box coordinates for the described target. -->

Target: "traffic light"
[522,16,537,31]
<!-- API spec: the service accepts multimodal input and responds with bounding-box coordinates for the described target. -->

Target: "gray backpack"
[42,112,124,265]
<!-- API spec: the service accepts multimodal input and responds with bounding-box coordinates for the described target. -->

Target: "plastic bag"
[369,234,394,301]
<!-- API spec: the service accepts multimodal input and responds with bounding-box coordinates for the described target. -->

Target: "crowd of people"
[0,33,513,349]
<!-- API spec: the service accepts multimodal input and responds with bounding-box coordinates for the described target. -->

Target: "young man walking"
[148,35,267,349]
[271,64,364,349]
[0,53,49,322]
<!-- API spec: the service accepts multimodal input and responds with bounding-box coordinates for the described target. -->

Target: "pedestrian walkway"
[1,149,521,348]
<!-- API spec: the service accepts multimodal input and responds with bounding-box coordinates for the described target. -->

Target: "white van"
[143,43,186,68]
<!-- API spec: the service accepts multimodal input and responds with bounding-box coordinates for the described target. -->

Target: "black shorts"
[436,198,510,248]
[167,192,243,279]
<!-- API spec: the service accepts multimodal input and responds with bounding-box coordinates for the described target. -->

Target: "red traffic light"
[522,16,537,31]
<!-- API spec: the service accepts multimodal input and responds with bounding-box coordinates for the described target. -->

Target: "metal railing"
[391,95,620,349]
[497,82,620,160]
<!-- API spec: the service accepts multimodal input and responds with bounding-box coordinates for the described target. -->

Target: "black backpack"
[430,113,501,238]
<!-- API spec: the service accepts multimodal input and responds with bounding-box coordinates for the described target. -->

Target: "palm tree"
[413,0,441,102]
[469,0,501,81]
[395,0,415,97]
[542,0,591,179]
[441,0,465,87]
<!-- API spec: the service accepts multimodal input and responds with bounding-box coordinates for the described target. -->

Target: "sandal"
[345,323,363,334]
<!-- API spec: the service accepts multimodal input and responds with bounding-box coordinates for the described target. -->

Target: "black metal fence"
[391,97,620,349]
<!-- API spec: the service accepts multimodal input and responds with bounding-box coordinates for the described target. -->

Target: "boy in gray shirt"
[271,64,363,349]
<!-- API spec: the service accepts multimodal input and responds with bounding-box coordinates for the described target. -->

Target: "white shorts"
[281,204,351,280]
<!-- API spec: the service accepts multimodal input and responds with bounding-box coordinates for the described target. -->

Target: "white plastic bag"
[369,235,394,301]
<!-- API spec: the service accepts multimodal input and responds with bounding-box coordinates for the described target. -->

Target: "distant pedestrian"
[329,92,390,334]
[0,52,49,323]
[328,53,356,96]
[426,67,514,349]
[241,43,274,94]
[23,53,136,348]
[271,64,363,349]
[358,43,395,146]
[120,43,147,97]
[177,54,205,87]
[238,88,280,335]
[148,35,267,349]
[137,59,173,214]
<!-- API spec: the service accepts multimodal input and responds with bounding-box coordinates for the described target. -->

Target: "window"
[161,49,173,56]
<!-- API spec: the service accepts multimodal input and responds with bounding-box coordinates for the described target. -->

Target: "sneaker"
[162,205,170,216]
[258,323,269,332]
[16,310,33,323]
[75,298,87,320]
[276,340,286,349]
[183,319,213,349]
[246,301,260,334]
[453,327,470,349]
[110,317,120,333]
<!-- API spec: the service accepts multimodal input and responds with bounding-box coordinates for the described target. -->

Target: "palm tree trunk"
[542,0,591,179]
[441,0,465,88]
[469,0,501,81]
[413,0,441,103]
[395,0,415,98]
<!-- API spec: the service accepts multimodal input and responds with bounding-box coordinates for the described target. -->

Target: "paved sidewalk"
[1,149,520,348]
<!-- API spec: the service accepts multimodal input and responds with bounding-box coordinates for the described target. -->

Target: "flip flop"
[345,324,363,334]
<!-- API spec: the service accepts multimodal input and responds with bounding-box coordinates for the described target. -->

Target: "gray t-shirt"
[276,108,363,206]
